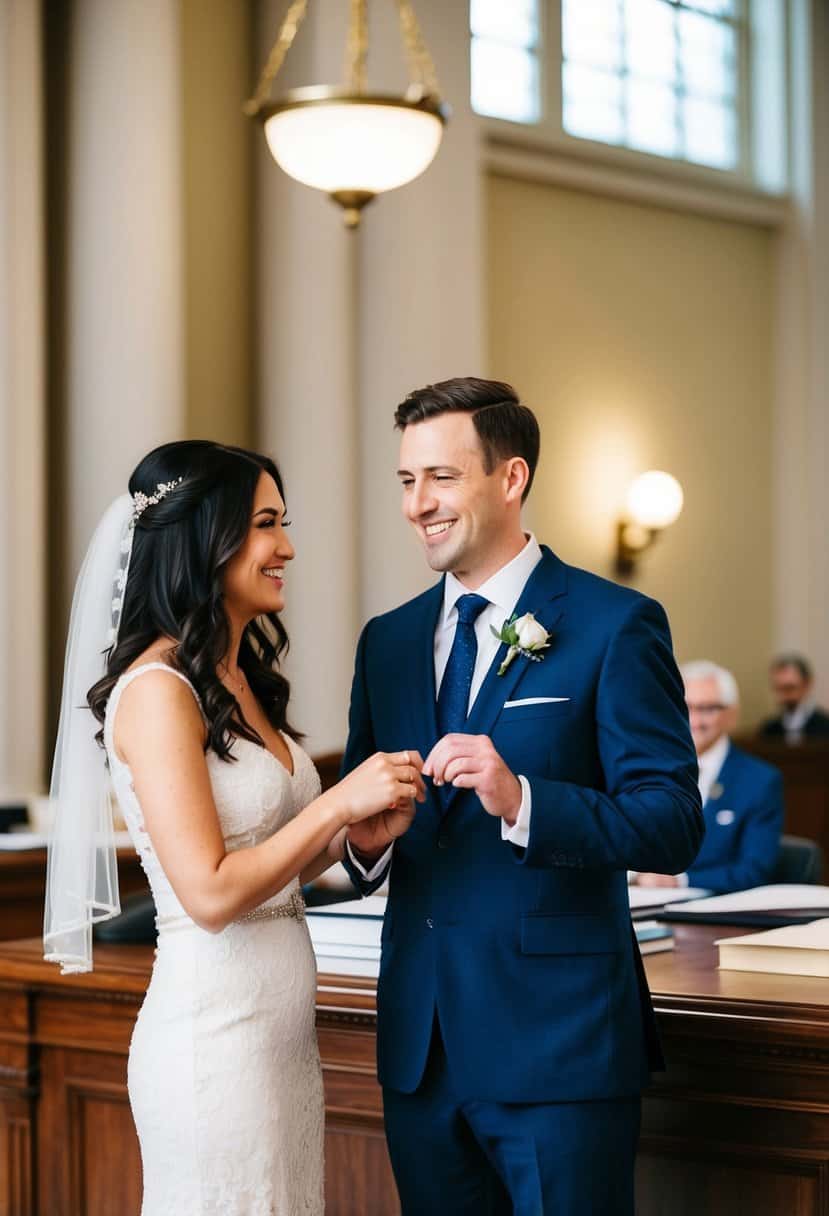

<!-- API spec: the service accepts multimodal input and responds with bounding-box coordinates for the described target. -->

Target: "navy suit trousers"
[383,1021,641,1216]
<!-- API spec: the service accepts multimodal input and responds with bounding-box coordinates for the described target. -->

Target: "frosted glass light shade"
[262,93,446,195]
[626,471,684,529]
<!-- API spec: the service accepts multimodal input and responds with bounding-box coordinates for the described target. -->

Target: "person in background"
[633,660,783,894]
[759,654,829,742]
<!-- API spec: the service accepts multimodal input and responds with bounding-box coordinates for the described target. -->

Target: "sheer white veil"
[43,494,135,974]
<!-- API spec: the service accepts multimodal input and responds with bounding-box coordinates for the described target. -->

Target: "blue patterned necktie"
[436,593,490,737]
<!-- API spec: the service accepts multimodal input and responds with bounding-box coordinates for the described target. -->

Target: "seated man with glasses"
[632,660,783,895]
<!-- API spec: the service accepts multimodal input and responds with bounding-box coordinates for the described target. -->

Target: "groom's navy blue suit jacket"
[342,547,703,1104]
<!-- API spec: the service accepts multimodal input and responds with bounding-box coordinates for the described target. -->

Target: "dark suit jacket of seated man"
[760,653,829,741]
[685,735,784,893]
[341,378,704,1216]
[761,707,829,739]
[634,660,783,898]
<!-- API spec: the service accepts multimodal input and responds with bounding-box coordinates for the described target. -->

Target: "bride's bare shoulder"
[124,636,179,674]
[112,653,205,763]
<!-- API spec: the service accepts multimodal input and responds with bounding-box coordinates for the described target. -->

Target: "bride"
[43,439,424,1215]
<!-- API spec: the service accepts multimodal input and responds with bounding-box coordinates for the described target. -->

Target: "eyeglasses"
[686,703,726,715]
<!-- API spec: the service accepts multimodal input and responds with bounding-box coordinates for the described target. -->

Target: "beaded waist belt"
[156,889,306,934]
[237,889,306,924]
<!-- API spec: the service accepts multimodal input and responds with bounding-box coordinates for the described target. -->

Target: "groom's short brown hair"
[393,377,540,502]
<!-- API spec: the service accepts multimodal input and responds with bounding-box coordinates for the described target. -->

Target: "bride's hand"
[342,750,425,860]
[336,750,426,825]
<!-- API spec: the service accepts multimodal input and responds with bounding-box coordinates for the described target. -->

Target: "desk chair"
[771,834,824,885]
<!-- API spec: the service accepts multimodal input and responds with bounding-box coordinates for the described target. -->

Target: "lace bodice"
[104,662,322,923]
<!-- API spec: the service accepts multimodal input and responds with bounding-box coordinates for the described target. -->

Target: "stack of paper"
[628,885,711,919]
[307,897,384,977]
[717,918,829,977]
[683,885,829,915]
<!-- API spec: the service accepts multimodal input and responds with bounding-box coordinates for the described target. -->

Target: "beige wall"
[180,0,255,446]
[487,173,775,725]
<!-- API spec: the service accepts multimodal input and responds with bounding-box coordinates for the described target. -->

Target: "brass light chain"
[396,0,441,98]
[243,0,310,116]
[245,0,442,116]
[344,0,370,94]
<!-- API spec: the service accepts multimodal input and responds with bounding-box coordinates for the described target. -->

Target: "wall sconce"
[615,471,684,576]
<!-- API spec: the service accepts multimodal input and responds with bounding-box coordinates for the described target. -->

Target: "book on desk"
[717,917,829,978]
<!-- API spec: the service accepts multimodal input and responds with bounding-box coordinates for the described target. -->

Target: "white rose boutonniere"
[491,611,553,676]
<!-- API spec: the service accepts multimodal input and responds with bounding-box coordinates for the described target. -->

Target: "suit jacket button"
[426,917,434,929]
[437,834,449,849]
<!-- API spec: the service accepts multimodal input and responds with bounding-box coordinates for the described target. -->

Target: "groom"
[341,378,703,1215]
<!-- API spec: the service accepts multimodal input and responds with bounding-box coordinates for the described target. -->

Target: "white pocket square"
[503,697,570,708]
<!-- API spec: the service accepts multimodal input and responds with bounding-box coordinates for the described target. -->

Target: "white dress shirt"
[696,733,730,806]
[782,699,817,740]
[349,534,543,880]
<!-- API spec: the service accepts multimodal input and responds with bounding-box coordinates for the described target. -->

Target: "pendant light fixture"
[245,0,450,228]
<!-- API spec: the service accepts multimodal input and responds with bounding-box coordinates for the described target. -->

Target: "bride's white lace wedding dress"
[105,663,325,1216]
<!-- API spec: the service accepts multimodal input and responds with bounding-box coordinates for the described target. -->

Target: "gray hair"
[680,660,740,707]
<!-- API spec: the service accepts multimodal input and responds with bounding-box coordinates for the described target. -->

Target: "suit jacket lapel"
[442,547,568,814]
[704,742,734,812]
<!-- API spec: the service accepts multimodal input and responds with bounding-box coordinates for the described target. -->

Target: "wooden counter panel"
[0,848,149,943]
[38,1047,141,1216]
[0,1095,35,1216]
[638,1144,823,1216]
[1,931,829,1214]
[34,992,140,1056]
[324,1122,400,1216]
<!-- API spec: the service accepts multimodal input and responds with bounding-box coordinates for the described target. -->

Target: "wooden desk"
[0,850,148,942]
[1,926,828,1216]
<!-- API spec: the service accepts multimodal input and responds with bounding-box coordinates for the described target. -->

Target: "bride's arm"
[116,672,419,933]
[299,827,347,886]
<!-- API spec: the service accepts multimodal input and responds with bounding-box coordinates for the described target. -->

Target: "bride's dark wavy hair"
[88,439,300,760]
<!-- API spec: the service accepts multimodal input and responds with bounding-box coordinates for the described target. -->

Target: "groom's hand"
[346,750,426,863]
[423,734,522,825]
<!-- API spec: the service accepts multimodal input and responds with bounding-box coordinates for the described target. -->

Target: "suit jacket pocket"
[520,914,619,955]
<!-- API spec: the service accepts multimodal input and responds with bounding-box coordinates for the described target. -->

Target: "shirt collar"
[441,534,543,628]
[698,734,730,785]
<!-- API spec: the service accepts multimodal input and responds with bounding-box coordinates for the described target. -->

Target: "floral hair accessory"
[491,611,553,676]
[132,477,184,523]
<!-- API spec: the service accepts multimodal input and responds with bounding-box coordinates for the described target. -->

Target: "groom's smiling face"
[397,411,522,585]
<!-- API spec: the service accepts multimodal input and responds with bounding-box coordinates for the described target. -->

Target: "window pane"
[470,0,537,48]
[471,39,540,122]
[562,0,622,72]
[683,95,738,168]
[625,0,677,86]
[627,77,679,156]
[679,9,737,99]
[563,63,624,144]
[681,0,737,15]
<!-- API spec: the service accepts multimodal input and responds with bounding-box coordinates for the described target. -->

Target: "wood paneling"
[0,850,148,942]
[736,737,829,859]
[2,927,829,1214]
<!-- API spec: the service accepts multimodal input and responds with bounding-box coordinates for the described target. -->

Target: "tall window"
[562,0,741,171]
[471,0,750,178]
[470,0,541,123]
